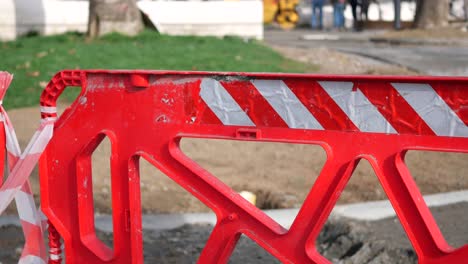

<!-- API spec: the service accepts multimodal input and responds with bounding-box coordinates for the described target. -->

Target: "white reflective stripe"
[15,190,38,225]
[320,81,397,134]
[40,106,57,114]
[251,80,323,130]
[392,83,468,137]
[18,255,46,264]
[200,78,255,126]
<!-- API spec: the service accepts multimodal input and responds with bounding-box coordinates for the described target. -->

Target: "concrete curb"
[332,189,468,221]
[1,190,467,232]
[369,37,468,47]
[97,189,468,232]
[301,33,370,42]
[299,32,468,47]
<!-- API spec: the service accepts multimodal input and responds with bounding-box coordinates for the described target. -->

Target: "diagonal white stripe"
[251,80,323,129]
[319,81,397,134]
[200,78,255,126]
[392,83,468,138]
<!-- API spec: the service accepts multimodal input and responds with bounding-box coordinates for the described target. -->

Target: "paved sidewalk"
[265,29,468,76]
[2,190,466,231]
[268,28,468,47]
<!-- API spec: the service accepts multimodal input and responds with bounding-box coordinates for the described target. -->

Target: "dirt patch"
[317,219,416,264]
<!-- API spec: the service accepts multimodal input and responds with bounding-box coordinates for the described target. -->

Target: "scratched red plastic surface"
[39,70,468,263]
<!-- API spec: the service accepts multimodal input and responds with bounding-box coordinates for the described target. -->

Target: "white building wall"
[0,0,264,41]
[138,1,263,40]
[0,0,17,41]
[0,0,88,41]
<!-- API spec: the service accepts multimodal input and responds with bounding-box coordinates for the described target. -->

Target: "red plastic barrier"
[39,70,468,263]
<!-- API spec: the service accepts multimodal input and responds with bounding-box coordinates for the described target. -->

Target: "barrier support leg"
[48,221,62,264]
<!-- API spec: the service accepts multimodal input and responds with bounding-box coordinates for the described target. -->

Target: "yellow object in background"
[239,191,257,206]
[263,0,300,29]
[263,0,279,24]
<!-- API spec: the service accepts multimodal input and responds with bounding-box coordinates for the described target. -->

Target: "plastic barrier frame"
[39,70,468,263]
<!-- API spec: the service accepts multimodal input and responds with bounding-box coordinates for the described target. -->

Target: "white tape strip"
[0,189,15,209]
[200,78,255,126]
[18,255,46,264]
[0,111,22,155]
[15,190,39,225]
[0,72,50,264]
[252,80,324,130]
[41,117,57,123]
[0,122,53,213]
[22,124,54,156]
[320,81,397,134]
[392,83,468,138]
[40,106,57,114]
[50,253,62,261]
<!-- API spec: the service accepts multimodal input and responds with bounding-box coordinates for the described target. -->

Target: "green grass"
[0,30,317,109]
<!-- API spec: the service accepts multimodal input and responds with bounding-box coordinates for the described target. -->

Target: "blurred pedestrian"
[361,0,371,21]
[465,0,468,21]
[348,0,358,25]
[332,0,346,29]
[311,0,325,29]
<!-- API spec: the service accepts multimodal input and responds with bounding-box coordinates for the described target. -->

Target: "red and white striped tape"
[0,72,55,264]
[199,79,468,137]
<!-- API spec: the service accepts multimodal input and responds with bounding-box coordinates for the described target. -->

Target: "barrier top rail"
[39,70,467,264]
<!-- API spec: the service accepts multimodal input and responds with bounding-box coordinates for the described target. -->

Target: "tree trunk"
[88,0,143,38]
[413,0,449,28]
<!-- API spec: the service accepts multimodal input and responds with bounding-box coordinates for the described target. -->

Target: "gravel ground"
[0,220,414,264]
[2,203,467,263]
